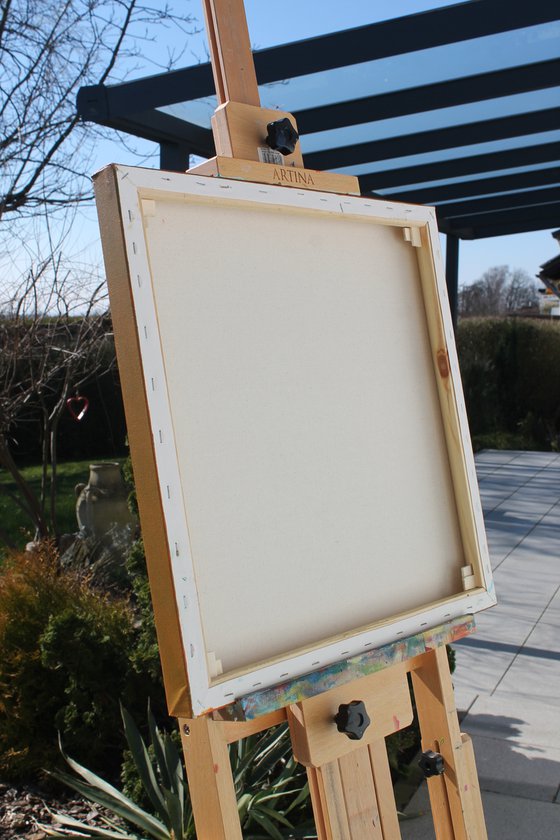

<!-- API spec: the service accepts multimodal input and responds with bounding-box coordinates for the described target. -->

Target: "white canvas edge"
[424,221,495,602]
[109,164,495,715]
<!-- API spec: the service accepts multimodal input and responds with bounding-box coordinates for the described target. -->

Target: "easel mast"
[190,0,359,193]
[174,2,489,839]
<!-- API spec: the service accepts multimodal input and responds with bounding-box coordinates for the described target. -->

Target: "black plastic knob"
[418,750,445,778]
[266,117,299,156]
[334,700,371,740]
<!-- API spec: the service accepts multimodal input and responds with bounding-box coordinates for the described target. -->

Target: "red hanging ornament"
[66,395,90,422]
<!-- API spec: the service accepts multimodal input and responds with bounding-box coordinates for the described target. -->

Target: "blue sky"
[84,0,557,286]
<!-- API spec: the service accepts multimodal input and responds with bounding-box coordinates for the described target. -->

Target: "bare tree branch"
[0,0,197,220]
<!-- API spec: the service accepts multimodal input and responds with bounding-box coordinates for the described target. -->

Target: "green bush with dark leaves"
[0,542,158,782]
[125,538,162,687]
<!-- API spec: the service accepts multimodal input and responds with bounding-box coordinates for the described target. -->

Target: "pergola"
[77,0,560,317]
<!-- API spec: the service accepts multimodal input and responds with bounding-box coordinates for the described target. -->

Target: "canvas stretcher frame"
[94,163,495,717]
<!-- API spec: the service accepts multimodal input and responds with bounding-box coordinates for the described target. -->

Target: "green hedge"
[457,318,560,451]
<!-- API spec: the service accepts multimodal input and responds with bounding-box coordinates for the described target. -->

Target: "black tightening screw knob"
[266,117,299,156]
[418,750,445,778]
[334,700,371,740]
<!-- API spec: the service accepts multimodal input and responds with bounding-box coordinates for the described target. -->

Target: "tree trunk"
[48,379,72,541]
[40,403,50,531]
[49,407,63,539]
[0,437,49,539]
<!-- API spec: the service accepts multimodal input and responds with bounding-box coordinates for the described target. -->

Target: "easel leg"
[460,733,487,839]
[411,647,487,840]
[307,766,330,840]
[306,741,401,840]
[179,716,242,840]
[368,739,402,839]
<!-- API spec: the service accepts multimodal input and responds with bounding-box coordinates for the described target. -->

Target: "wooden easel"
[173,2,488,838]
[179,620,487,840]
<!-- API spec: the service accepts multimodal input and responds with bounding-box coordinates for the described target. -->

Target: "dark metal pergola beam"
[296,60,560,135]
[305,108,560,171]
[434,186,560,219]
[440,202,560,238]
[81,85,560,185]
[90,108,213,158]
[254,0,558,84]
[387,167,560,205]
[440,217,560,238]
[77,63,214,122]
[359,142,560,192]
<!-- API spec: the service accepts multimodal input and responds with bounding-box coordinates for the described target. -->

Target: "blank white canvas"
[140,194,463,676]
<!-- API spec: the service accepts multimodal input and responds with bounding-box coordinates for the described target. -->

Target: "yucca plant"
[231,721,313,838]
[40,705,315,839]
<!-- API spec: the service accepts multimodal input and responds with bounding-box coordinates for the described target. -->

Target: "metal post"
[446,233,460,329]
[160,142,191,172]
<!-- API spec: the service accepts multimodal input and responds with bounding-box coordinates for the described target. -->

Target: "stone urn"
[75,462,135,538]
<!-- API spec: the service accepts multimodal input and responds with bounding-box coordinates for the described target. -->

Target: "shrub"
[457,318,560,450]
[125,539,162,687]
[0,543,143,782]
[121,456,165,703]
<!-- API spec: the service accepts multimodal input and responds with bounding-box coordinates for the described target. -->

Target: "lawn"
[0,458,124,553]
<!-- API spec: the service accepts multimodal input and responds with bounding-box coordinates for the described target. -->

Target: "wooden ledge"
[187,156,361,195]
[218,615,476,721]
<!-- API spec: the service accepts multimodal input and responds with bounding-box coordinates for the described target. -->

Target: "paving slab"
[466,734,560,801]
[512,452,559,467]
[474,451,520,466]
[493,651,560,707]
[451,644,516,702]
[540,588,560,626]
[485,509,538,533]
[401,786,560,840]
[457,609,535,646]
[492,498,552,519]
[488,560,559,620]
[480,488,522,512]
[463,693,560,752]
[541,504,560,526]
[509,488,560,508]
[496,549,560,579]
[506,527,560,559]
[523,618,560,654]
[530,476,560,492]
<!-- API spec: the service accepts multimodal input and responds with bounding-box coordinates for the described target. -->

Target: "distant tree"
[458,266,539,318]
